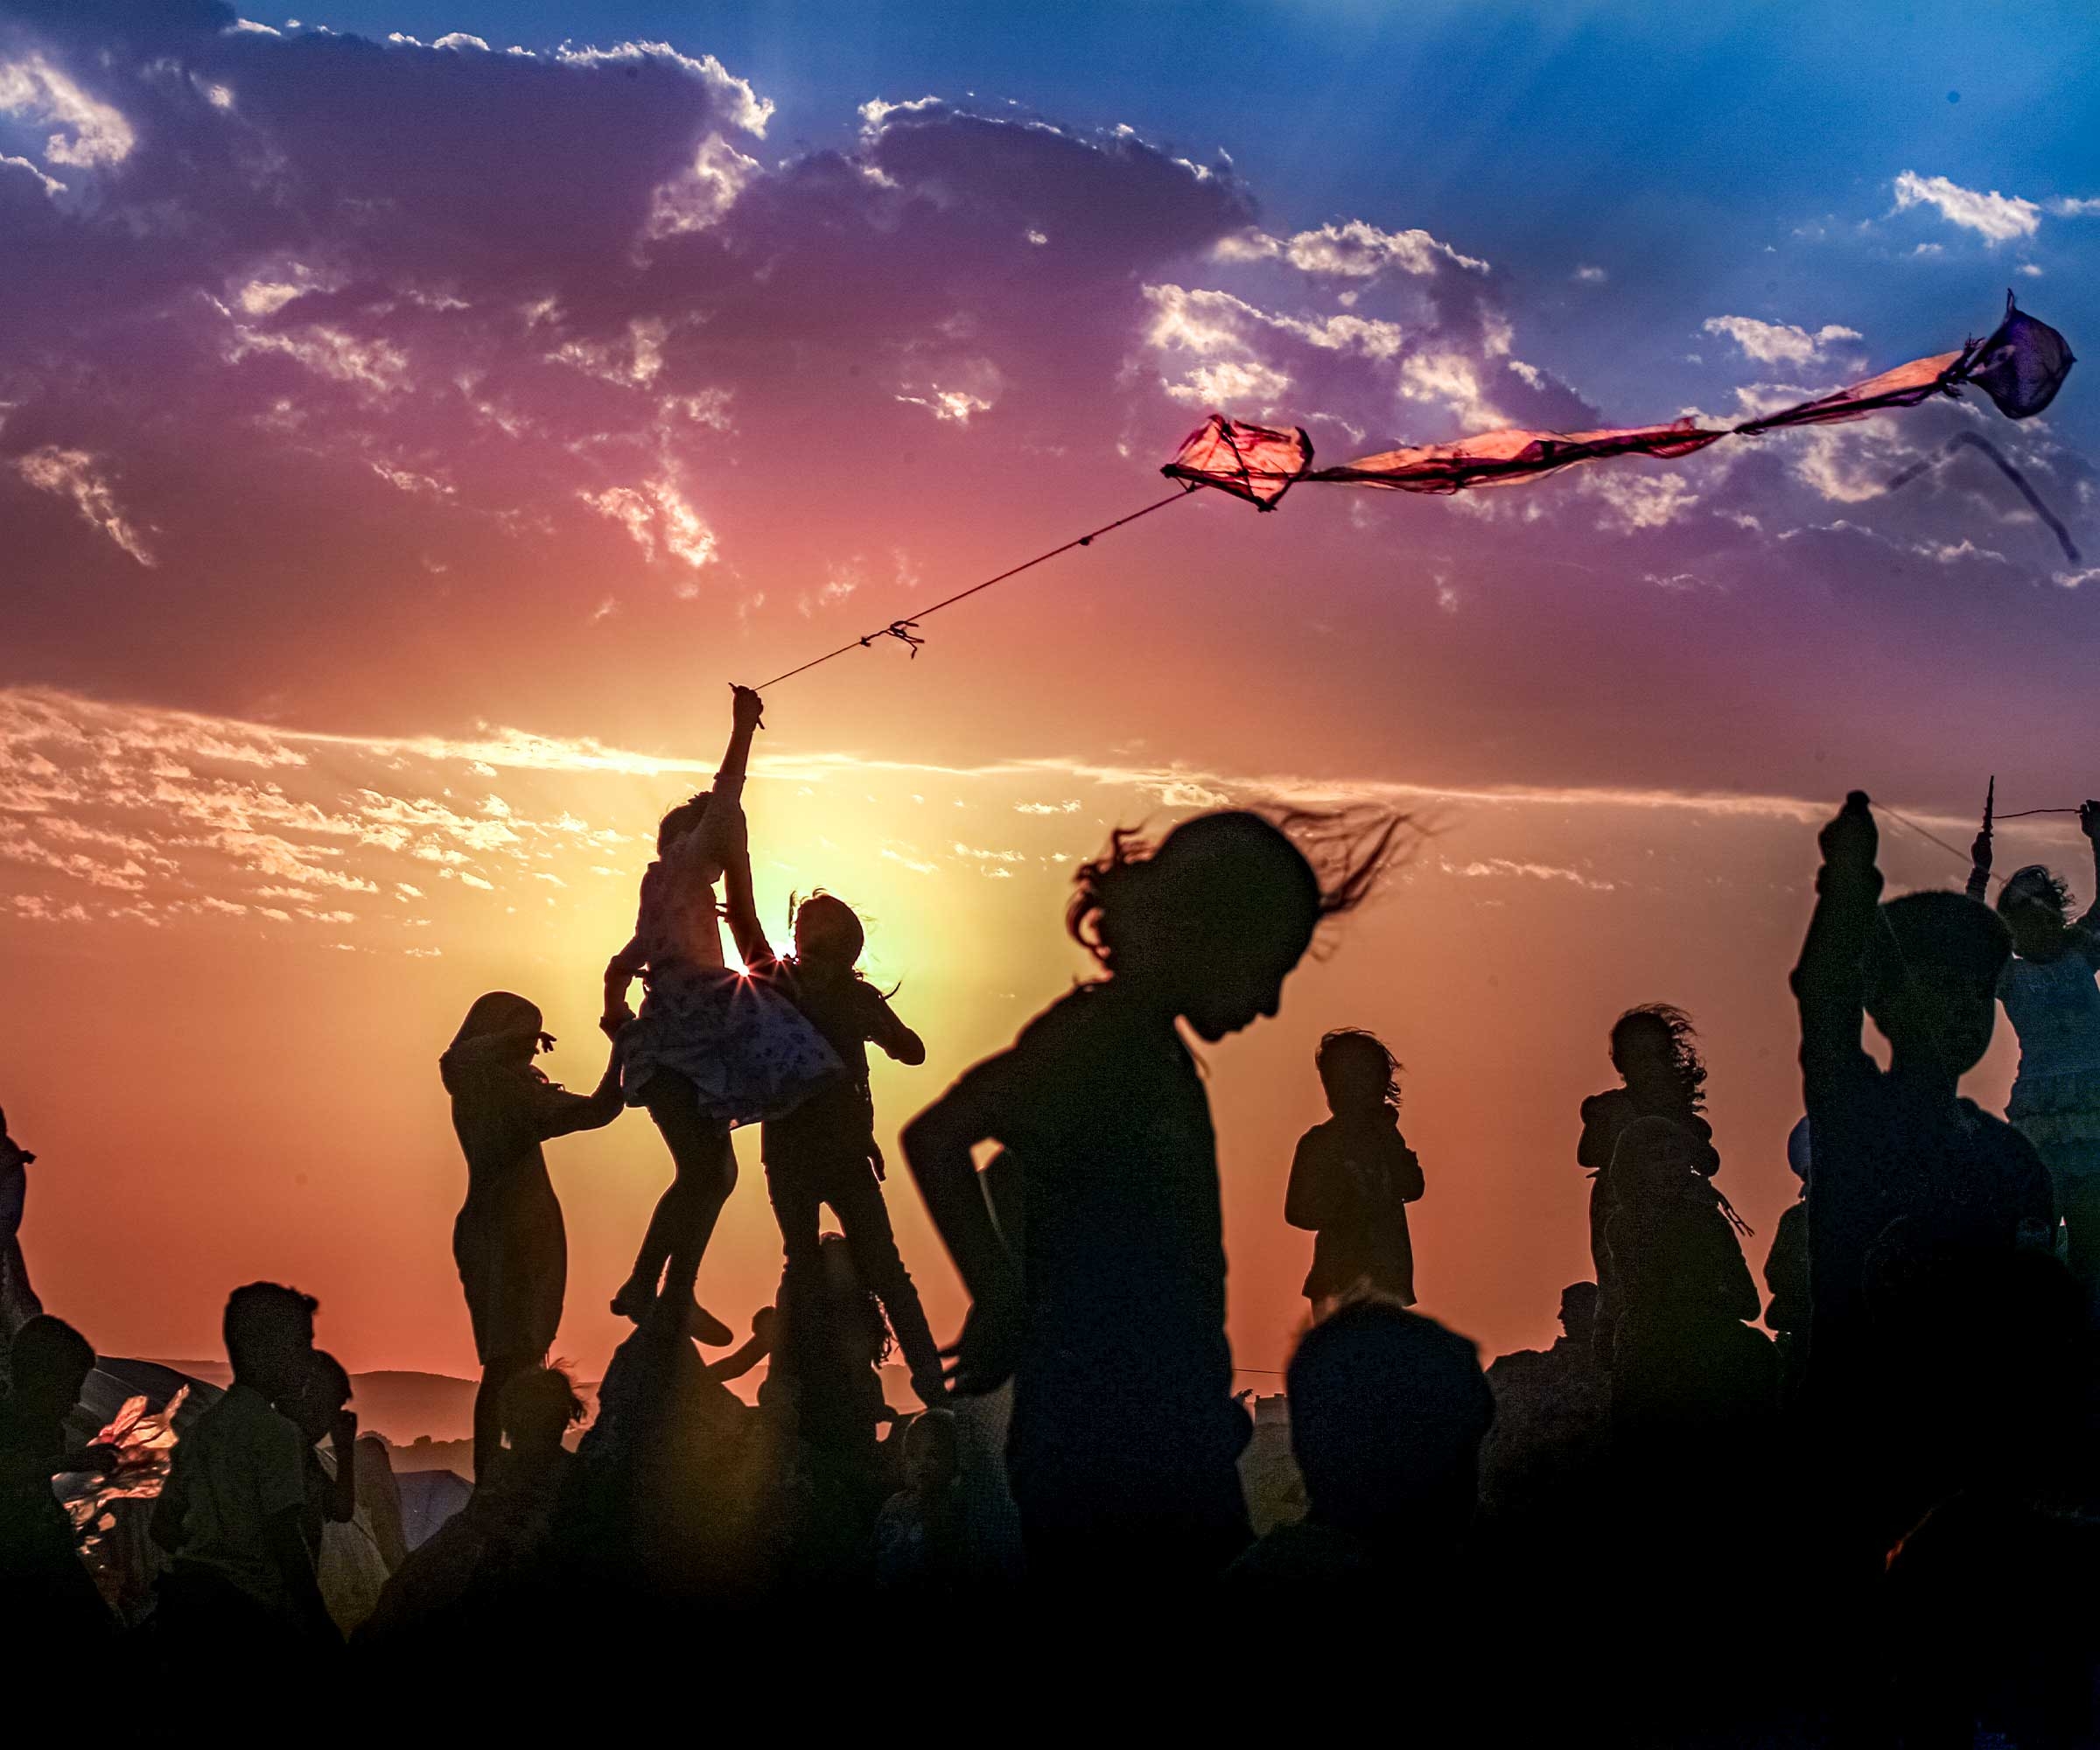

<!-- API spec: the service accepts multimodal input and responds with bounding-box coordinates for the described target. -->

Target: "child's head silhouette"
[447,990,552,1068]
[1611,1114,1705,1196]
[500,1365,586,1460]
[905,1405,959,1492]
[1997,863,2074,957]
[284,1348,352,1444]
[1608,1004,1706,1109]
[656,790,712,857]
[1066,808,1405,1042]
[223,1280,318,1396]
[8,1315,94,1421]
[794,891,864,970]
[1316,1027,1401,1115]
[1286,1298,1494,1537]
[1868,891,2010,1075]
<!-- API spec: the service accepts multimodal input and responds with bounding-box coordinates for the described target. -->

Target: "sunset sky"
[5,0,2099,1388]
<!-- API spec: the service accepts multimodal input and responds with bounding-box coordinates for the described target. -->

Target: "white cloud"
[1892,171,2039,242]
[552,41,773,136]
[1573,264,1607,284]
[15,448,156,565]
[2048,196,2100,218]
[0,152,65,197]
[0,52,136,168]
[1701,315,1862,368]
[1214,220,1488,279]
[644,134,761,240]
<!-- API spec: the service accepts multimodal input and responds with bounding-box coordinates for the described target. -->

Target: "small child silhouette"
[1285,1028,1424,1317]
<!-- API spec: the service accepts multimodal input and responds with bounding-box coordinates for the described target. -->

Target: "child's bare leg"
[613,1071,734,1343]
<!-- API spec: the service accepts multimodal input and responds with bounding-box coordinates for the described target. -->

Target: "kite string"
[753,487,1195,690]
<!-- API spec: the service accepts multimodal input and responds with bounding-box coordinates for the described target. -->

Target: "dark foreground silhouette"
[3,791,2096,1740]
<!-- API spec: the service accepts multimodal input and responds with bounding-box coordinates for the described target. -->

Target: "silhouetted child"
[439,990,624,1481]
[1603,1116,1773,1452]
[1968,798,2100,1287]
[0,1103,44,1348]
[1763,1118,1812,1400]
[1226,1298,1493,1600]
[1577,1006,1720,1354]
[751,892,942,1407]
[153,1282,336,1651]
[282,1348,393,1637]
[1480,1283,1607,1525]
[873,1406,966,1592]
[0,1314,110,1639]
[1285,1028,1424,1317]
[281,1349,358,1553]
[360,1366,584,1648]
[1795,793,2054,1553]
[904,807,1404,1592]
[604,684,840,1339]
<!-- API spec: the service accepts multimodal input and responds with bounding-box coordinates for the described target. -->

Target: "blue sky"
[297,0,2100,431]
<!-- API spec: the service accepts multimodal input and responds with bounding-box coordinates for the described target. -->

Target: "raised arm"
[714,683,764,803]
[1791,791,1885,1089]
[2076,801,2100,951]
[1966,798,1992,904]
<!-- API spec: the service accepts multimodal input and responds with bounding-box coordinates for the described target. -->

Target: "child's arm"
[1391,1132,1425,1203]
[1965,803,1992,904]
[901,1061,1024,1392]
[537,1039,626,1139]
[603,934,645,1030]
[710,683,764,810]
[1791,792,1885,1094]
[865,990,927,1066]
[1284,1130,1330,1231]
[723,844,775,970]
[325,1413,358,1523]
[2076,801,2100,961]
[703,1307,775,1384]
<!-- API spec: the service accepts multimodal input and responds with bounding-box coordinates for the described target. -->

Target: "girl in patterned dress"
[603,686,841,1338]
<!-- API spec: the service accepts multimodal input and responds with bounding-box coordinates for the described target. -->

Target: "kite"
[758,296,2074,688]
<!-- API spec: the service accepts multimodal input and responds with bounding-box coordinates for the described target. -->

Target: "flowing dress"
[611,768,839,1126]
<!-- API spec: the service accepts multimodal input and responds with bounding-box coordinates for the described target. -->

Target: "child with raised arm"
[440,990,625,1482]
[752,892,943,1409]
[1285,1028,1424,1317]
[1794,793,2052,1546]
[902,808,1404,1592]
[1967,798,2100,1286]
[602,685,841,1338]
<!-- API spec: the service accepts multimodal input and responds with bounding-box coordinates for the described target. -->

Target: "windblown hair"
[1998,863,2076,920]
[656,791,712,857]
[500,1365,586,1440]
[1066,806,1410,975]
[1317,1027,1403,1109]
[1610,1004,1708,1113]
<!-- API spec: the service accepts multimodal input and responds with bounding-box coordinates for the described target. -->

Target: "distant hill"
[147,1361,499,1442]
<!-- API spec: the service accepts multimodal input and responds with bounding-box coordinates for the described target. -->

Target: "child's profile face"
[1182,932,1306,1041]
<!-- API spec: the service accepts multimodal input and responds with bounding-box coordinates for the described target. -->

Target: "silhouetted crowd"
[4,695,2098,1740]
